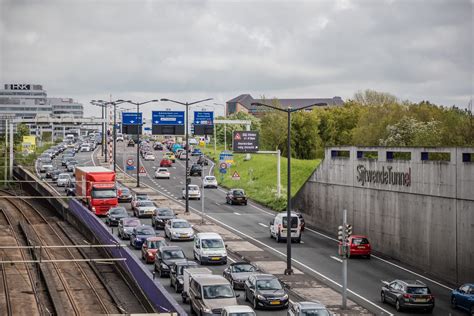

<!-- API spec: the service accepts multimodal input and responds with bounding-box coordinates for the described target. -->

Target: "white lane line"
[258,223,268,228]
[115,169,393,316]
[330,256,343,263]
[228,256,236,263]
[304,228,453,291]
[233,212,241,216]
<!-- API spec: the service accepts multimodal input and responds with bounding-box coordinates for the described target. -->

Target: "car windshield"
[158,169,168,172]
[147,240,164,249]
[188,185,199,191]
[136,227,155,235]
[158,209,173,216]
[123,219,140,227]
[407,287,430,295]
[172,221,190,228]
[205,177,216,181]
[59,174,70,179]
[282,216,299,228]
[233,190,244,196]
[162,249,185,260]
[232,264,257,273]
[137,195,148,200]
[256,278,282,290]
[203,284,234,299]
[110,208,127,215]
[139,201,155,207]
[228,313,255,316]
[121,188,130,194]
[300,309,330,316]
[201,239,224,249]
[91,189,117,199]
[352,238,369,245]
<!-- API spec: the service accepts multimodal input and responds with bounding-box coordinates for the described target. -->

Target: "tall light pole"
[160,98,213,214]
[92,100,127,172]
[91,101,106,158]
[121,100,159,187]
[251,101,327,275]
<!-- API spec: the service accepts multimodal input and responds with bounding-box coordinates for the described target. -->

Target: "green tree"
[354,89,398,106]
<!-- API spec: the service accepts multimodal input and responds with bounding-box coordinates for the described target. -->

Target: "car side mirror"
[225,244,228,248]
[235,294,240,298]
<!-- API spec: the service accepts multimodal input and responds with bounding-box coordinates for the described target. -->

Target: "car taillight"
[403,294,412,299]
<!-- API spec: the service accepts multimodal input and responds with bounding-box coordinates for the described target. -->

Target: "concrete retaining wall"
[293,147,474,285]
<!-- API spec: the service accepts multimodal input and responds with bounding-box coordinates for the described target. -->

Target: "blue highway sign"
[122,112,142,125]
[152,111,185,125]
[194,111,214,125]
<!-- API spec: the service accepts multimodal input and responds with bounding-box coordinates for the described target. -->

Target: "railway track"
[0,189,120,315]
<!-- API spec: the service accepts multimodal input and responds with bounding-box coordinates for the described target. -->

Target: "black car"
[170,260,199,293]
[152,207,176,229]
[51,170,62,182]
[189,164,202,176]
[223,262,259,289]
[196,155,208,166]
[127,139,135,147]
[153,143,163,150]
[118,187,133,203]
[244,274,289,310]
[154,246,187,278]
[226,189,248,205]
[381,280,434,313]
[106,206,129,226]
[65,182,76,196]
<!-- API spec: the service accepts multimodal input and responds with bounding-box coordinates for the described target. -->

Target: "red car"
[347,235,371,258]
[141,236,167,264]
[160,158,172,167]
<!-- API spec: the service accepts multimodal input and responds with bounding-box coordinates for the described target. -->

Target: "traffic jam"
[35,133,472,316]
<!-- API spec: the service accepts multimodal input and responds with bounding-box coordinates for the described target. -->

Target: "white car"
[221,306,256,316]
[80,144,91,152]
[116,133,124,142]
[144,153,155,161]
[203,176,218,188]
[154,168,170,179]
[57,173,71,187]
[164,219,195,241]
[182,184,201,200]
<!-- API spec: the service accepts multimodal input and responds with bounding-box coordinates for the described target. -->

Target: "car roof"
[146,236,165,241]
[174,260,198,266]
[396,280,428,287]
[230,261,253,266]
[275,212,299,218]
[196,232,222,239]
[135,224,153,230]
[160,245,184,251]
[192,274,229,286]
[222,305,254,313]
[350,235,368,239]
[296,301,327,309]
[170,218,187,222]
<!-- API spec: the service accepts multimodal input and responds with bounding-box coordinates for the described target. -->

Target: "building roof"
[226,94,344,112]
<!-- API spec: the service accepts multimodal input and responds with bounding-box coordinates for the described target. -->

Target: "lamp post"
[91,101,106,158]
[251,101,327,275]
[92,100,128,172]
[160,98,213,214]
[121,100,159,187]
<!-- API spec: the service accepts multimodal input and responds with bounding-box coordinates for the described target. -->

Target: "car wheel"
[230,280,235,289]
[244,290,249,302]
[244,202,247,205]
[381,292,386,303]
[451,296,457,308]
[276,233,281,243]
[159,269,164,278]
[190,303,196,315]
[253,297,258,310]
[367,254,371,259]
[469,305,473,315]
[395,299,402,312]
[296,237,301,243]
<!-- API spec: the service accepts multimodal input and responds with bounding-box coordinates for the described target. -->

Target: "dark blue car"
[191,148,202,156]
[130,225,156,249]
[451,283,474,314]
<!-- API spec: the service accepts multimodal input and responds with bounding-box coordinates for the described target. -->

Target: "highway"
[107,141,463,316]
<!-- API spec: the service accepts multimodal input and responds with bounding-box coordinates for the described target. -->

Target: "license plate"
[358,246,365,249]
[211,257,220,260]
[414,298,427,302]
[270,301,280,305]
[180,234,188,237]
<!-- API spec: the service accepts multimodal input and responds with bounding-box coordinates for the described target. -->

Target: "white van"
[193,233,227,265]
[269,212,302,243]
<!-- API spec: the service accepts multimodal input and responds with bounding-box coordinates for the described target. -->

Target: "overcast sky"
[1,0,472,118]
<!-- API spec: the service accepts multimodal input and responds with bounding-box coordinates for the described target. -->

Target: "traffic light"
[338,225,344,241]
[344,224,352,240]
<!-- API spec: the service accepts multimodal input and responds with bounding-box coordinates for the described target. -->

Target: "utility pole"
[201,171,205,224]
[5,119,8,182]
[338,209,351,309]
[9,121,13,179]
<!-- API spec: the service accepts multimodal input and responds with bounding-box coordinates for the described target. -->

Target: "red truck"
[75,166,118,215]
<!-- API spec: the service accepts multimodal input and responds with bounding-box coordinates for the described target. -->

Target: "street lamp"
[91,101,107,158]
[160,98,213,214]
[121,99,159,187]
[251,101,327,275]
[92,100,127,172]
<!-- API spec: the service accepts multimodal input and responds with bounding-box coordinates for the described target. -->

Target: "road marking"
[233,212,241,216]
[114,169,393,316]
[258,223,268,228]
[330,256,343,263]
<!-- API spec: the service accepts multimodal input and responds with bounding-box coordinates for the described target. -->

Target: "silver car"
[57,173,71,187]
[165,219,195,241]
[133,200,156,218]
[287,301,332,316]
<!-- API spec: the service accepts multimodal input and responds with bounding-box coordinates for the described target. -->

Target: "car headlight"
[147,251,154,256]
[282,294,289,300]
[161,263,169,269]
[203,307,212,313]
[257,294,266,300]
[178,279,184,284]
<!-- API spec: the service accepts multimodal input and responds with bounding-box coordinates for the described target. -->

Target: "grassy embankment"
[201,145,320,211]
